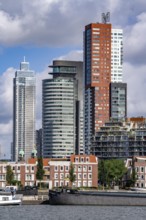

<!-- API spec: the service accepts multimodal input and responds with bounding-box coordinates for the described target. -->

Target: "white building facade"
[111,29,123,82]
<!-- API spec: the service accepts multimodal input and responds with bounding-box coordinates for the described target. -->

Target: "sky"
[0,0,146,158]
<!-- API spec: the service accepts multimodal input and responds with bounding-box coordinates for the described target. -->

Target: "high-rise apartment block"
[13,59,36,162]
[84,13,125,154]
[84,22,112,154]
[42,60,83,158]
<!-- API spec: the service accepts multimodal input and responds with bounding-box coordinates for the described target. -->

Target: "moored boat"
[0,191,22,206]
[49,189,146,206]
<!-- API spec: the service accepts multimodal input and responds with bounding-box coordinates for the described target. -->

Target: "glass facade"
[42,61,83,158]
[110,82,127,120]
[13,61,36,161]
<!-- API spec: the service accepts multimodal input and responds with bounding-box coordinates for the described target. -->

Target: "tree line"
[98,159,137,189]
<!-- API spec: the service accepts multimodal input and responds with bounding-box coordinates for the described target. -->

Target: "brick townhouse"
[126,156,146,188]
[0,161,37,188]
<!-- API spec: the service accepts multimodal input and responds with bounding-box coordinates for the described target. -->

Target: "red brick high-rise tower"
[84,15,112,154]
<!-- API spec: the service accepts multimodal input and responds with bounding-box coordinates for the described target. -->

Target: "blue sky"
[0,46,82,73]
[0,0,146,158]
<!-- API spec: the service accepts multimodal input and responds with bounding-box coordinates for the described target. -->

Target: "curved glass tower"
[42,62,79,158]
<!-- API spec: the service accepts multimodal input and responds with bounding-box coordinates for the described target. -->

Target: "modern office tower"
[111,29,123,82]
[13,59,36,162]
[110,82,127,120]
[84,21,112,154]
[42,60,83,158]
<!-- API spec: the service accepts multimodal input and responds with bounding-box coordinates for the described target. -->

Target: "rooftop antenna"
[24,56,26,62]
[102,12,110,24]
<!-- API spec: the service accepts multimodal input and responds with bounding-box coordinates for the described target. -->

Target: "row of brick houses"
[2,155,146,189]
[0,155,98,189]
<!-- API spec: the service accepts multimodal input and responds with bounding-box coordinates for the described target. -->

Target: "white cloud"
[57,50,83,61]
[124,12,146,65]
[123,62,146,117]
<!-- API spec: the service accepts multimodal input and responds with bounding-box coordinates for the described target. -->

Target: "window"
[55,182,58,187]
[136,167,139,172]
[60,173,64,179]
[54,174,58,179]
[78,182,81,187]
[88,174,92,179]
[86,157,89,162]
[54,166,58,171]
[83,174,87,179]
[60,182,64,187]
[88,166,92,171]
[141,167,144,172]
[26,174,32,180]
[75,157,79,162]
[141,175,144,180]
[60,166,64,171]
[65,166,69,171]
[78,173,82,179]
[78,166,82,172]
[81,157,84,163]
[83,166,87,172]
[0,175,5,180]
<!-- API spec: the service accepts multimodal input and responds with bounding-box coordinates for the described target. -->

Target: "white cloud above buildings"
[0,0,146,157]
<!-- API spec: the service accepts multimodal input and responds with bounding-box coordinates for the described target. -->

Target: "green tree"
[36,157,45,188]
[6,165,14,185]
[69,163,76,188]
[98,159,127,188]
[98,159,106,189]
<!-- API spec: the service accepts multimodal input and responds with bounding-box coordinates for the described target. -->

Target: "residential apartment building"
[42,60,83,158]
[84,16,124,154]
[84,21,112,154]
[0,155,98,189]
[92,117,146,159]
[13,59,36,162]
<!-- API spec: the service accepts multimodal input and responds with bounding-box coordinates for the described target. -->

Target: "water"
[0,205,146,220]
